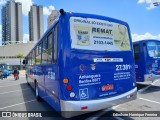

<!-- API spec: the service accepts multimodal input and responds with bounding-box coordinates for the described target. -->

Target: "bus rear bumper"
[60,87,137,118]
[144,74,160,81]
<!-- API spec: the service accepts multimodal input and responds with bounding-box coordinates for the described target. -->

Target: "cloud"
[131,32,160,42]
[0,25,2,41]
[137,0,159,10]
[138,0,145,4]
[146,4,156,9]
[23,34,29,43]
[43,5,55,16]
[0,0,6,5]
[0,26,1,46]
[15,0,33,16]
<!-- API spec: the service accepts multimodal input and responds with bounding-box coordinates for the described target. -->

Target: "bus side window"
[32,49,36,65]
[29,52,32,66]
[47,33,53,64]
[28,54,30,66]
[143,43,147,58]
[42,38,48,64]
[35,43,42,65]
[133,44,140,61]
[53,23,58,63]
[42,32,53,64]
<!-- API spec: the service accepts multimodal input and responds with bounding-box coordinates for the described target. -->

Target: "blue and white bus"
[133,39,160,82]
[24,9,137,117]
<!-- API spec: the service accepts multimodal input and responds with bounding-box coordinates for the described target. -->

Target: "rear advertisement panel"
[70,17,131,51]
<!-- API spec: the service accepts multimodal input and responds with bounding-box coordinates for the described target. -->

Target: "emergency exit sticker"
[93,58,123,62]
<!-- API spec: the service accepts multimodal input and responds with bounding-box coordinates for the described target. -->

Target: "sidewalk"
[19,70,26,75]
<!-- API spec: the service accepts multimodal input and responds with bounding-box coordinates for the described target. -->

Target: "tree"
[16,53,25,70]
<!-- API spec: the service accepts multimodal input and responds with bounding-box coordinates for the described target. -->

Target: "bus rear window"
[70,17,131,51]
[147,41,160,57]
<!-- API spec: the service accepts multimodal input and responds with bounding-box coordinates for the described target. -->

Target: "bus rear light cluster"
[63,78,69,84]
[70,92,75,98]
[52,91,56,95]
[81,106,88,110]
[66,85,73,91]
[127,94,134,98]
[130,94,134,97]
[103,56,111,58]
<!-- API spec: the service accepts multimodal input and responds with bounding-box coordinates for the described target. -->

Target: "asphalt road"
[0,75,160,120]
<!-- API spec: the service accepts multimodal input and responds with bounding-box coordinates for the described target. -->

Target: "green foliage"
[16,54,25,58]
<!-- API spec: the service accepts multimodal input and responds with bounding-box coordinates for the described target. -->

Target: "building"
[29,4,44,42]
[0,42,35,69]
[47,10,59,28]
[1,0,23,45]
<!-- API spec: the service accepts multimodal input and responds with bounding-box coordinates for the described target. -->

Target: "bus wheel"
[35,83,41,101]
[26,78,29,86]
[26,75,29,86]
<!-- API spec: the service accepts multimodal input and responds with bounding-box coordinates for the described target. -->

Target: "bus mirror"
[60,9,65,16]
[22,59,28,65]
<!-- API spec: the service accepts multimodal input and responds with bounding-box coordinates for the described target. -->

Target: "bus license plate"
[102,84,114,91]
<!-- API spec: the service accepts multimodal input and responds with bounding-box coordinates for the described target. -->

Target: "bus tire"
[26,78,29,86]
[27,82,30,86]
[35,83,41,101]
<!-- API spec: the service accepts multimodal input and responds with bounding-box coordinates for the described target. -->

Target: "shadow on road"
[139,85,160,94]
[20,82,64,120]
[20,81,135,120]
[20,82,119,120]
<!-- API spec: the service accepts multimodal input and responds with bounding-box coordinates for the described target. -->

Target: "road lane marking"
[0,82,27,88]
[0,80,13,83]
[149,88,160,91]
[139,97,160,105]
[7,76,25,79]
[85,105,120,120]
[138,80,159,93]
[0,88,30,95]
[0,99,37,110]
[0,84,22,88]
[114,117,125,120]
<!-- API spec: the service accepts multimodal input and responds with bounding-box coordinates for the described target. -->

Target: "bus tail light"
[66,85,72,91]
[63,78,69,84]
[104,56,111,58]
[70,92,75,98]
[130,94,134,97]
[127,94,134,98]
[81,106,88,110]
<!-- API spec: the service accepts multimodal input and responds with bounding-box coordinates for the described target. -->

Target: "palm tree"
[16,54,25,70]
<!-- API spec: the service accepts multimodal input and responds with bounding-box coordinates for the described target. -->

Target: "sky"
[0,0,160,43]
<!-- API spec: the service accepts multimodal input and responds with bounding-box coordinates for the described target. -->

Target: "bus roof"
[133,39,160,44]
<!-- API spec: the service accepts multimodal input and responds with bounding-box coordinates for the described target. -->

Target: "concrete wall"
[0,42,35,65]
